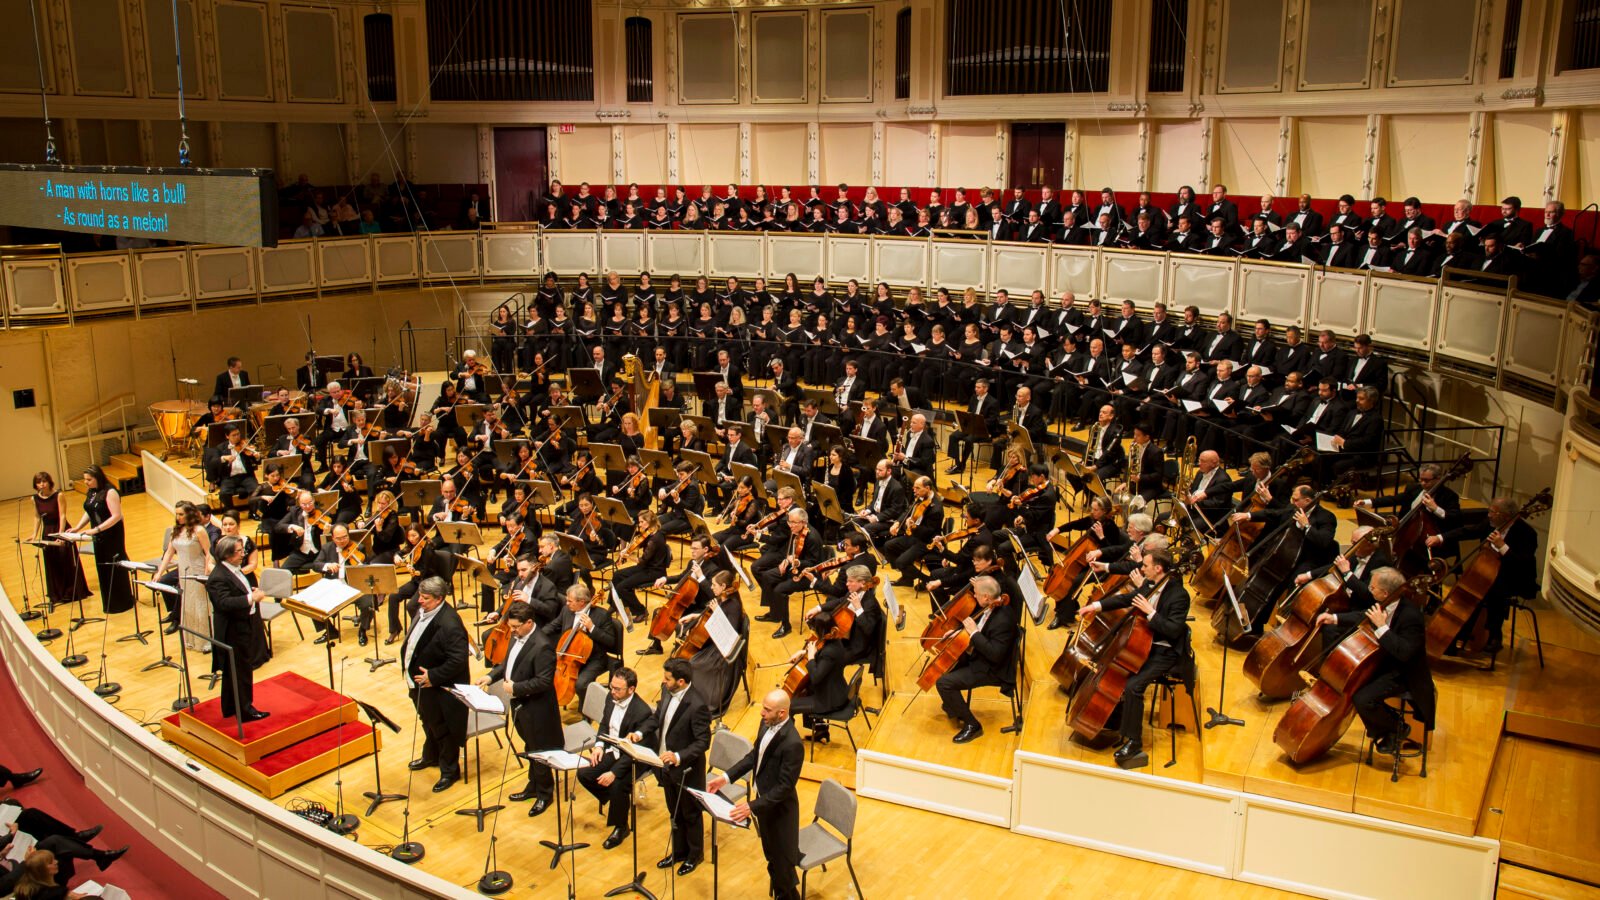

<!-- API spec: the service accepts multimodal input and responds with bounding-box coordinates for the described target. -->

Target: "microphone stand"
[389,683,426,864]
[1204,572,1246,730]
[14,505,42,622]
[475,720,518,896]
[26,537,62,641]
[327,657,359,835]
[57,535,90,668]
[354,697,405,816]
[113,554,151,646]
[90,598,120,698]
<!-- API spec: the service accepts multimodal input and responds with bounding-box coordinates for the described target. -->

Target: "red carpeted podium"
[160,671,380,798]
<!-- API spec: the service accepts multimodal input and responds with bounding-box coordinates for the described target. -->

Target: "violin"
[338,543,366,567]
[495,528,526,574]
[617,523,656,562]
[745,507,783,536]
[991,461,1024,497]
[929,524,981,551]
[1008,482,1047,509]
[561,455,595,490]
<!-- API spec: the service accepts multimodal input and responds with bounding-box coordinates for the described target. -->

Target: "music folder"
[688,788,749,828]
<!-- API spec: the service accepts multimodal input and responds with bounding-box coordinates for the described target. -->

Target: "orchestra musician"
[1428,496,1538,655]
[811,564,885,669]
[883,476,944,587]
[611,509,669,620]
[1312,567,1435,753]
[387,522,453,643]
[757,509,824,639]
[274,490,325,571]
[639,535,725,656]
[934,575,1020,744]
[212,356,252,407]
[310,524,376,645]
[576,667,656,848]
[205,427,260,513]
[785,612,851,743]
[857,459,908,542]
[1076,549,1190,769]
[476,600,561,817]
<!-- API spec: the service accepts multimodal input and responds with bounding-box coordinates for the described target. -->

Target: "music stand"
[802,387,840,417]
[355,697,406,815]
[639,449,676,480]
[270,456,306,484]
[773,470,804,501]
[283,577,363,688]
[813,483,845,525]
[448,686,507,832]
[263,413,317,444]
[846,435,886,468]
[588,442,627,474]
[764,427,790,459]
[454,404,488,432]
[568,367,604,402]
[174,624,246,741]
[1006,421,1036,457]
[682,450,716,484]
[346,565,399,671]
[692,372,722,408]
[114,560,154,646]
[730,463,765,500]
[683,414,717,443]
[400,479,444,512]
[600,736,665,900]
[457,556,501,592]
[645,407,682,436]
[811,422,843,456]
[133,579,181,673]
[594,497,633,528]
[952,410,993,485]
[227,385,265,409]
[554,533,598,572]
[492,439,530,466]
[691,788,750,900]
[684,510,714,539]
[521,750,588,870]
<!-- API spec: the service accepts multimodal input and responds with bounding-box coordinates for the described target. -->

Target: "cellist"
[811,565,883,668]
[1427,496,1539,656]
[934,575,1020,745]
[785,611,852,744]
[539,582,621,708]
[1075,549,1190,769]
[1312,567,1434,753]
[638,536,726,657]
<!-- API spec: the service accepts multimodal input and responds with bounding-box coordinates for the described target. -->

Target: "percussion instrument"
[149,399,206,459]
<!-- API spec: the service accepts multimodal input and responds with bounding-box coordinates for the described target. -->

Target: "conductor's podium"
[160,671,378,797]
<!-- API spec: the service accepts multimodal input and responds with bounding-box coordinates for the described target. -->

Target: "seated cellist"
[1076,549,1190,770]
[934,575,1021,745]
[1313,567,1434,754]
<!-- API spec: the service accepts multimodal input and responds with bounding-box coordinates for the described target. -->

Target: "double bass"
[1243,527,1390,700]
[1065,579,1160,742]
[1041,526,1103,602]
[1190,449,1315,604]
[1385,453,1473,578]
[1210,504,1312,648]
[1423,488,1552,660]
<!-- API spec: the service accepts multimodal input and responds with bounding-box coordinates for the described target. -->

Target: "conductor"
[707,689,805,900]
[402,576,471,792]
[206,536,269,721]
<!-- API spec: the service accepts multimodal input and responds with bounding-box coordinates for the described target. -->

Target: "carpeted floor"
[0,653,225,899]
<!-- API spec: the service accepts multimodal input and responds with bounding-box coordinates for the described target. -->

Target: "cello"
[1190,449,1315,603]
[551,608,599,706]
[916,590,1010,692]
[480,555,541,666]
[1385,453,1473,578]
[649,553,712,643]
[675,581,740,660]
[1244,527,1390,699]
[1423,488,1552,660]
[781,584,870,695]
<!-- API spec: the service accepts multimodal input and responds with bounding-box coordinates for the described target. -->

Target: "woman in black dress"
[66,467,134,614]
[30,472,89,607]
[489,306,518,373]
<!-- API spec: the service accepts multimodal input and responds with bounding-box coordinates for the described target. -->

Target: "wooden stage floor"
[6,434,1599,898]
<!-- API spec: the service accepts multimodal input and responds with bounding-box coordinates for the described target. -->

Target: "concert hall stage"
[160,672,378,798]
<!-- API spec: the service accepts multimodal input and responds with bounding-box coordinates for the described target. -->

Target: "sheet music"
[0,805,19,826]
[1121,371,1139,385]
[450,684,506,714]
[1315,432,1340,453]
[705,603,740,659]
[5,831,35,863]
[611,584,633,630]
[1212,398,1231,413]
[881,579,902,625]
[1017,565,1046,622]
[1223,574,1249,628]
[598,734,665,768]
[688,788,750,827]
[527,749,585,770]
[1181,399,1203,413]
[725,546,755,590]
[290,577,362,618]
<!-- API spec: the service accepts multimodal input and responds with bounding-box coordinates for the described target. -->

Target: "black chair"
[1506,596,1545,669]
[807,667,868,762]
[1363,689,1432,782]
[1146,646,1200,769]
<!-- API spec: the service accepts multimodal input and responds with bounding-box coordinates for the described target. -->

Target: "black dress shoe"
[753,613,783,624]
[432,775,459,792]
[313,633,332,645]
[771,623,791,639]
[408,758,437,771]
[242,709,271,722]
[358,632,369,647]
[952,723,983,744]
[95,846,129,871]
[508,787,537,802]
[893,577,917,588]
[603,827,629,850]
[1375,721,1412,755]
[75,825,102,843]
[945,463,963,475]
[9,768,43,788]
[677,859,701,876]
[527,798,550,817]
[636,640,664,656]
[656,854,680,870]
[163,623,179,635]
[1116,748,1150,770]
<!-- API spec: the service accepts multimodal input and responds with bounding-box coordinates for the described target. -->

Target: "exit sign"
[559,124,575,134]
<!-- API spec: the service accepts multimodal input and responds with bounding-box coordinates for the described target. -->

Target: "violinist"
[529,407,575,478]
[1011,464,1062,565]
[362,490,405,562]
[191,397,231,436]
[403,413,443,472]
[858,459,909,542]
[482,512,529,612]
[757,509,824,639]
[1077,549,1191,769]
[979,446,1031,531]
[729,485,796,556]
[429,382,467,450]
[315,381,355,465]
[495,389,529,437]
[501,483,537,524]
[539,582,622,704]
[429,478,475,554]
[378,380,413,433]
[340,409,376,477]
[612,509,669,620]
[387,522,452,643]
[934,575,1021,744]
[812,564,883,668]
[640,535,726,656]
[656,460,704,536]
[1311,567,1434,754]
[786,611,852,743]
[716,424,760,505]
[371,448,416,506]
[269,417,316,488]
[274,490,325,571]
[925,505,994,609]
[453,349,491,401]
[883,476,943,587]
[569,493,617,564]
[310,524,376,645]
[608,455,652,518]
[713,476,766,548]
[1296,526,1391,647]
[536,532,579,596]
[587,376,630,444]
[205,426,260,512]
[317,459,364,525]
[498,443,540,494]
[249,464,296,540]
[1427,495,1538,655]
[445,448,487,516]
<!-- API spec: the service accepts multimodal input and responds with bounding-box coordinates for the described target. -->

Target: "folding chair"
[797,778,865,899]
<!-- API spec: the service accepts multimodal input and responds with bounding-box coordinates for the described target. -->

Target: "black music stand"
[399,479,444,512]
[568,368,605,402]
[355,697,406,815]
[346,565,399,671]
[952,410,993,487]
[449,687,507,832]
[227,385,265,410]
[174,623,245,741]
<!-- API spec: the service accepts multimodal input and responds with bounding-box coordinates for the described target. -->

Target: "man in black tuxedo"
[1321,226,1362,269]
[934,575,1021,744]
[1286,194,1325,237]
[1524,200,1579,296]
[1018,210,1052,243]
[577,666,657,848]
[1003,187,1030,224]
[1306,330,1347,388]
[207,536,268,721]
[1340,334,1389,396]
[1313,567,1434,752]
[715,423,759,504]
[705,381,741,427]
[1355,229,1392,271]
[1430,495,1540,654]
[707,689,805,900]
[402,577,471,792]
[1393,228,1433,276]
[477,601,561,816]
[1273,223,1312,263]
[713,349,745,402]
[1182,450,1236,535]
[1206,184,1240,237]
[212,357,251,408]
[986,205,1013,241]
[1484,195,1534,247]
[643,658,713,875]
[895,413,938,478]
[858,459,908,542]
[206,426,260,512]
[1078,550,1190,769]
[946,379,1002,474]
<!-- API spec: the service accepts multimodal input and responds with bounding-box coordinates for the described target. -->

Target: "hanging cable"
[169,0,192,165]
[25,0,57,163]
